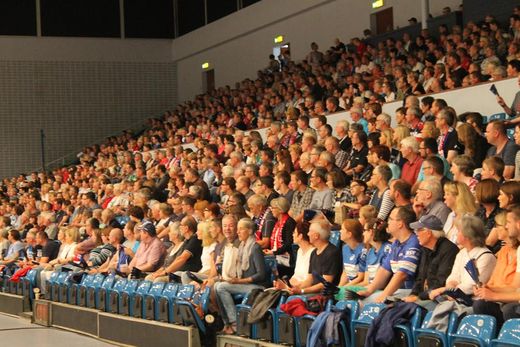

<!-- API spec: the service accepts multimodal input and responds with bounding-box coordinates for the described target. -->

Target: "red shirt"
[401,155,423,185]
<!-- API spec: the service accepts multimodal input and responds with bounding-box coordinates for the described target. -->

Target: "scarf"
[255,208,270,241]
[236,236,256,278]
[270,213,289,251]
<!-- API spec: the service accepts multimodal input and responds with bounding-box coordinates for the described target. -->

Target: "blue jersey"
[341,243,366,280]
[364,242,392,284]
[382,233,421,289]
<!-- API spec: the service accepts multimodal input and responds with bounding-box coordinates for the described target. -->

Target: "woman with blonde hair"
[180,221,217,284]
[421,121,440,139]
[443,181,478,246]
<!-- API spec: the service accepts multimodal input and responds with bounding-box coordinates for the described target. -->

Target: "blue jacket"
[365,302,418,347]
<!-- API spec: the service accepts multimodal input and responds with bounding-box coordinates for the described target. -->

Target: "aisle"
[0,314,117,347]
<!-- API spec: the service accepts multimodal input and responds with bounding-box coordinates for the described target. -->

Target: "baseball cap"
[410,215,443,231]
[137,221,157,237]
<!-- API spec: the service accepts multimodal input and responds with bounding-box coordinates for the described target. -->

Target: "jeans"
[180,271,208,285]
[362,289,411,304]
[502,303,520,321]
[473,300,504,328]
[214,281,263,325]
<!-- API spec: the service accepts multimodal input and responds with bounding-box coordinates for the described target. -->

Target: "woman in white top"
[40,227,80,295]
[181,221,216,284]
[46,227,79,269]
[429,215,496,299]
[274,222,314,290]
[443,181,478,246]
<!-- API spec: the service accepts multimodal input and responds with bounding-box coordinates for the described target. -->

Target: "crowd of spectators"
[0,6,520,337]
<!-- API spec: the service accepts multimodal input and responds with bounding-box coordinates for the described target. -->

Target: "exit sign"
[372,0,384,8]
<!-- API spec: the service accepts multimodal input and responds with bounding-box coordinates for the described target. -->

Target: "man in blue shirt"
[359,207,421,303]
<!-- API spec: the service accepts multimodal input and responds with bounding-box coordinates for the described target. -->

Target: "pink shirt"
[129,237,165,271]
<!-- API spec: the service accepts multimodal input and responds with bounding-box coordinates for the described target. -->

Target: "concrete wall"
[172,0,460,102]
[0,37,175,178]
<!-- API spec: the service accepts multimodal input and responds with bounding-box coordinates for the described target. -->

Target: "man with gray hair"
[40,211,59,240]
[415,177,451,224]
[403,215,459,307]
[405,106,424,136]
[288,220,341,295]
[349,107,368,133]
[400,136,423,185]
[375,113,391,131]
[335,119,351,152]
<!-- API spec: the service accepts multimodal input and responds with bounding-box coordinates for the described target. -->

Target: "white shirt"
[293,246,315,282]
[446,246,496,294]
[443,212,458,245]
[200,242,217,274]
[58,242,77,260]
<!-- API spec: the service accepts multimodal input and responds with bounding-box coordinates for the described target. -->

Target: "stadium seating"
[334,300,360,347]
[449,314,497,347]
[276,295,309,346]
[95,274,116,310]
[155,282,179,322]
[415,311,459,347]
[85,273,108,308]
[106,278,127,313]
[143,282,168,320]
[117,279,140,315]
[351,303,386,347]
[127,280,152,317]
[490,318,520,347]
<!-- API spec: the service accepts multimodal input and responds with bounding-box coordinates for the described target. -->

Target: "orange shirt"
[487,245,517,289]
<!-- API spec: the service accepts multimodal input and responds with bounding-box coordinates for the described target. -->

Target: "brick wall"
[0,60,177,178]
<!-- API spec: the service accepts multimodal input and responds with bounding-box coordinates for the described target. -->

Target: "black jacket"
[411,237,459,300]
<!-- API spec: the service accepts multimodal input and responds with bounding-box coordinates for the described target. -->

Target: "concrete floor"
[0,314,117,347]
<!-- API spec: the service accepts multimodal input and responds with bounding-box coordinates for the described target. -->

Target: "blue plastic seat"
[276,295,309,346]
[351,303,386,347]
[22,269,39,302]
[490,318,520,347]
[117,279,140,315]
[155,283,179,322]
[415,311,459,347]
[58,272,78,304]
[142,282,166,320]
[170,284,195,324]
[85,274,106,308]
[44,271,60,297]
[507,128,515,140]
[178,287,211,335]
[106,278,127,313]
[238,292,287,342]
[95,275,116,310]
[51,272,71,302]
[334,300,360,347]
[450,314,497,347]
[489,113,507,122]
[74,273,96,306]
[296,299,334,347]
[393,306,425,347]
[330,230,341,248]
[128,280,152,317]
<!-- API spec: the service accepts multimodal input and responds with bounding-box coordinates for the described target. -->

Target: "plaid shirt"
[289,187,315,218]
[335,149,349,170]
